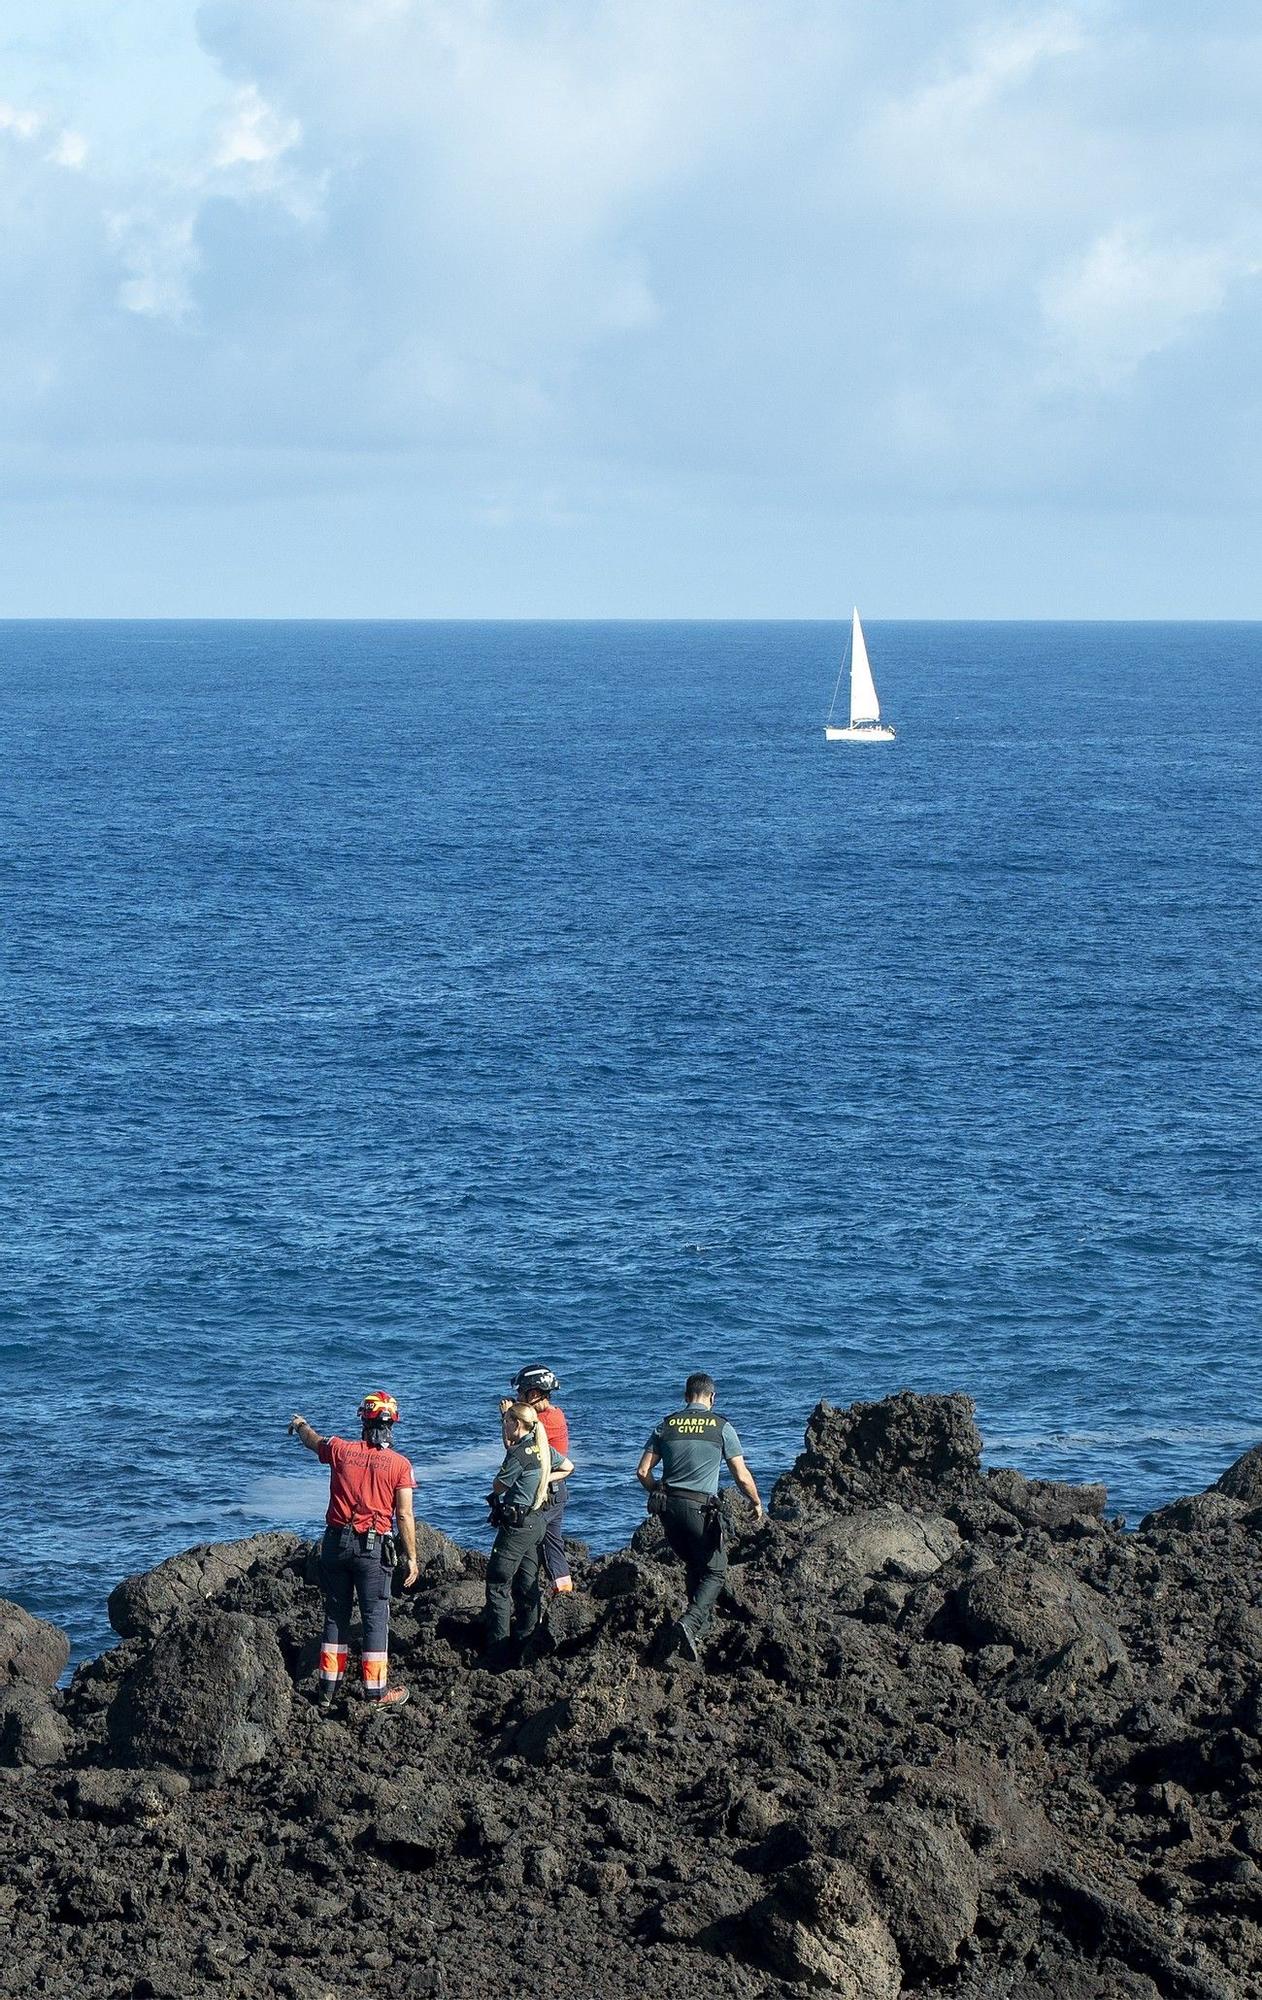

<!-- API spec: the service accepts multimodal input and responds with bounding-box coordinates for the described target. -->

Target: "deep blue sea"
[2,621,1260,1665]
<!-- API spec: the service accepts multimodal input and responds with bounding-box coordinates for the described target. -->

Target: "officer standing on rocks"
[637,1371,763,1660]
[289,1391,419,1710]
[485,1402,573,1671]
[499,1365,574,1596]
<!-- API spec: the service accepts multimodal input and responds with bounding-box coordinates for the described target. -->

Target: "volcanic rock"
[1216,1444,1262,1506]
[772,1389,982,1515]
[106,1529,304,1639]
[106,1607,292,1777]
[951,1554,1126,1661]
[1142,1490,1246,1533]
[0,1596,70,1687]
[4,1388,1262,2000]
[985,1464,1109,1530]
[0,1684,69,1767]
[750,1856,903,1996]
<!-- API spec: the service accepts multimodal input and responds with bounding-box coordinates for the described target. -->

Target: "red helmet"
[358,1390,400,1425]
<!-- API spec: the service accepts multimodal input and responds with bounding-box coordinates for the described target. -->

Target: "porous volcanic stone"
[106,1607,291,1777]
[0,1597,70,1688]
[953,1555,1125,1661]
[845,1803,981,1973]
[986,1465,1109,1530]
[750,1856,903,1997]
[107,1531,304,1640]
[1216,1443,1262,1506]
[0,1684,69,1767]
[1141,1491,1245,1534]
[774,1389,982,1514]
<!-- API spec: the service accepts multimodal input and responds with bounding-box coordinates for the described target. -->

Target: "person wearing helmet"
[636,1372,763,1661]
[289,1392,419,1709]
[499,1364,574,1595]
[485,1401,573,1671]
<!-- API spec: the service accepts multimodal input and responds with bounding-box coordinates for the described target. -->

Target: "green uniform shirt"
[496,1435,566,1511]
[646,1408,742,1496]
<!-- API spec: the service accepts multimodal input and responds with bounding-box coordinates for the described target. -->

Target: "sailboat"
[824,609,896,742]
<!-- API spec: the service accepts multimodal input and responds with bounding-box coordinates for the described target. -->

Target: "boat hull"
[824,724,896,742]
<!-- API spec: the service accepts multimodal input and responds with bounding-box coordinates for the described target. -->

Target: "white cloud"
[48,128,88,168]
[97,78,321,322]
[880,9,1085,136]
[213,83,300,170]
[109,208,198,319]
[1041,226,1250,387]
[2,96,87,170]
[0,100,44,140]
[864,10,1089,211]
[5,0,1262,530]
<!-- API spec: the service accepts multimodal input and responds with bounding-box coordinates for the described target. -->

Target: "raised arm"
[395,1486,419,1588]
[289,1414,326,1456]
[726,1453,764,1520]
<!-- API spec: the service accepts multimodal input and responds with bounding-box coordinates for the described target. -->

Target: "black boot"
[674,1618,701,1662]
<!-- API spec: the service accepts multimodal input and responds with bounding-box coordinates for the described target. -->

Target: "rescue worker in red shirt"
[289,1391,419,1710]
[499,1364,573,1594]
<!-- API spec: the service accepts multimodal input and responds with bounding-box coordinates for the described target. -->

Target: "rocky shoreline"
[4,1390,1262,2000]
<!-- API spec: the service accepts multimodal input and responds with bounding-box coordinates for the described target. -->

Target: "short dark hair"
[685,1372,715,1402]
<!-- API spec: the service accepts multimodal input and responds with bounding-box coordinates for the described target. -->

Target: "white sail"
[848,608,881,726]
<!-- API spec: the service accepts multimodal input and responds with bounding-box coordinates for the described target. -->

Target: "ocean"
[1,619,1259,1665]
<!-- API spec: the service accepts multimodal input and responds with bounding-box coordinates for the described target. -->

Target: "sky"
[1,0,1260,617]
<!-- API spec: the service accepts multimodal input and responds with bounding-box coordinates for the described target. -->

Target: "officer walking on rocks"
[637,1372,762,1660]
[289,1391,419,1710]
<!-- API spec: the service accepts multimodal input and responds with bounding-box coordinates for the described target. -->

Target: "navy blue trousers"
[318,1524,393,1695]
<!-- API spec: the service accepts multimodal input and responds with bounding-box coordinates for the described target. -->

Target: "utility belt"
[327,1522,397,1566]
[648,1486,720,1517]
[487,1493,529,1531]
[488,1472,570,1529]
[651,1488,724,1554]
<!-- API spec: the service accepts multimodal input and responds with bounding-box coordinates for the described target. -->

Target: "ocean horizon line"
[3,613,1262,627]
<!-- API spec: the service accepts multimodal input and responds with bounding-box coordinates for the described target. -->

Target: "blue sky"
[2,0,1260,616]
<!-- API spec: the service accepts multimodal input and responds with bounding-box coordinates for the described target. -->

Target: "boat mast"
[825,620,852,727]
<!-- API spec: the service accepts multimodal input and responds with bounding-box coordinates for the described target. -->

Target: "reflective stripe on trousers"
[319,1524,393,1693]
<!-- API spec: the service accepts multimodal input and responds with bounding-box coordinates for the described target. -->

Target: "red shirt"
[539,1405,569,1455]
[319,1436,416,1535]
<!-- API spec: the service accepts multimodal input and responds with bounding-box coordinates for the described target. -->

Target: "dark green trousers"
[485,1510,548,1653]
[661,1491,727,1637]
